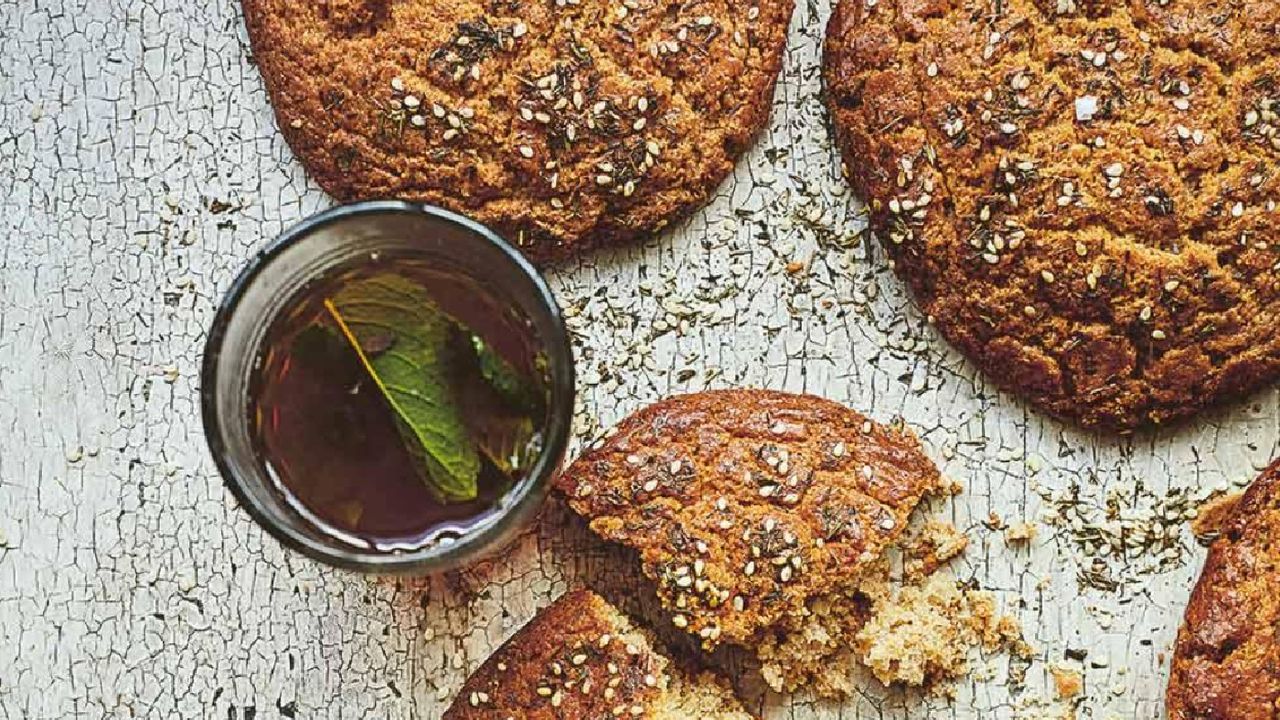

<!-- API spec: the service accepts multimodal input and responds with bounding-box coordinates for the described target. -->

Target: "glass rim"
[199,200,576,574]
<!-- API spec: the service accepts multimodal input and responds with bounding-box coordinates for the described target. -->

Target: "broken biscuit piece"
[556,390,943,694]
[444,590,753,719]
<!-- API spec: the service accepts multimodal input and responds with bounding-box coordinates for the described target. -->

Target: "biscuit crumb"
[1005,522,1038,544]
[853,572,1028,688]
[1050,663,1084,700]
[1191,491,1243,543]
[985,512,1005,530]
[904,521,970,580]
[1013,695,1078,720]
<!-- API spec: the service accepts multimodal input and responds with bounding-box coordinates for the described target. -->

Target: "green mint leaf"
[472,335,544,413]
[324,274,480,503]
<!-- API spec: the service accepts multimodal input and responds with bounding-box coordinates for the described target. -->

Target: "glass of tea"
[201,201,574,574]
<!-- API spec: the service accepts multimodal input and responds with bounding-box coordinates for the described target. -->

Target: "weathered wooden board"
[1,1,1277,718]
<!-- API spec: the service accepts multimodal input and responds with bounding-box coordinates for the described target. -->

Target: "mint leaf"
[472,335,544,413]
[324,274,480,502]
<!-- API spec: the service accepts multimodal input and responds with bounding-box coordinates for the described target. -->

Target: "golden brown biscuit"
[1167,459,1280,720]
[823,0,1280,429]
[242,0,793,263]
[554,390,941,689]
[443,590,753,719]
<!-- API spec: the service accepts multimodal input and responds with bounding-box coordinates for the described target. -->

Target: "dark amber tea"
[250,257,549,552]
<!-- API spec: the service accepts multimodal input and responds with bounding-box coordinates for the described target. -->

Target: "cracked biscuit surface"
[823,0,1280,429]
[1167,459,1280,720]
[242,0,793,263]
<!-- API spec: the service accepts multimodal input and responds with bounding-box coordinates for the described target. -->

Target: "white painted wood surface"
[1,2,1276,718]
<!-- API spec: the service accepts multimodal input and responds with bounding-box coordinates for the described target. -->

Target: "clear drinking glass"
[200,201,575,574]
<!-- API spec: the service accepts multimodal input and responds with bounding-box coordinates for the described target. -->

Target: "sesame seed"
[1075,95,1098,122]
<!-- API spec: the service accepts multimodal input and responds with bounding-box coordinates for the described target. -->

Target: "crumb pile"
[757,523,1029,696]
[854,571,1029,688]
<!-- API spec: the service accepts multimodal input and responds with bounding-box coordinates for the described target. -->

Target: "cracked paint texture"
[1,1,1277,718]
